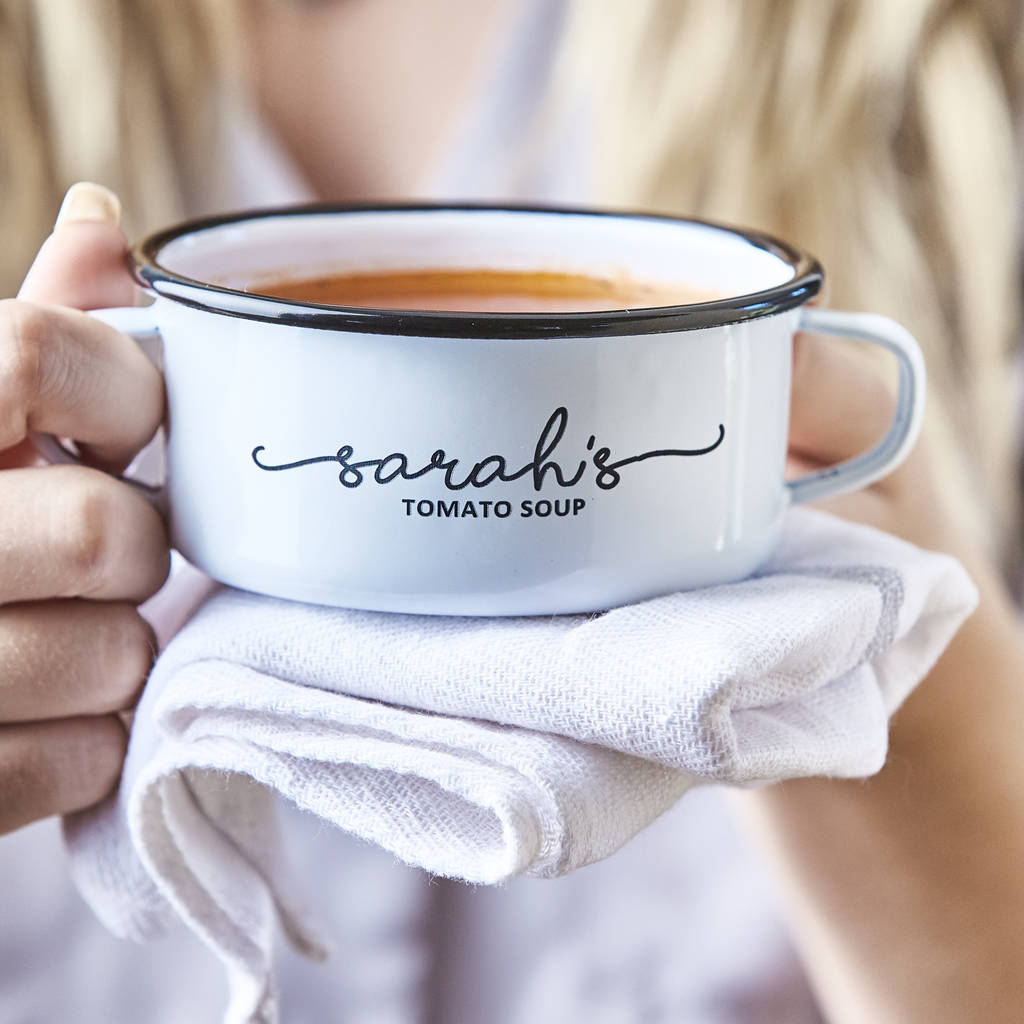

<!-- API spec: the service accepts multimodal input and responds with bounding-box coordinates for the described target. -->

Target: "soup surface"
[251,269,724,313]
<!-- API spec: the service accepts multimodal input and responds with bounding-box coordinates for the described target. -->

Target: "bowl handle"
[30,305,167,513]
[787,308,926,506]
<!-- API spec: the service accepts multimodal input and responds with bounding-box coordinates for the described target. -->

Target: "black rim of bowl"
[133,202,824,340]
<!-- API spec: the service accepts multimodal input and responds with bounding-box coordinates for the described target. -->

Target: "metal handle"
[787,308,926,505]
[31,305,167,511]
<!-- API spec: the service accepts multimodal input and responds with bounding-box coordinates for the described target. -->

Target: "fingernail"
[54,182,122,229]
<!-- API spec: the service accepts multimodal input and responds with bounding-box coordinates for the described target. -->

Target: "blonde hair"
[0,0,234,288]
[560,0,1023,566]
[3,0,1022,564]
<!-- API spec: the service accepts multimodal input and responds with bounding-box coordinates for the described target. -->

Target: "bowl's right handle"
[787,308,926,506]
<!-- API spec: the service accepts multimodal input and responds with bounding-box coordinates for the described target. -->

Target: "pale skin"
[3,1,1023,1020]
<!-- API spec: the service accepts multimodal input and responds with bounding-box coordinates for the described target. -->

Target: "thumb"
[18,182,137,310]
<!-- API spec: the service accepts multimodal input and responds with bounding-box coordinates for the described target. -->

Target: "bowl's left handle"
[31,305,167,513]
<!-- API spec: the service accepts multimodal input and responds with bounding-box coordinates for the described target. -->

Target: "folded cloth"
[64,508,977,1024]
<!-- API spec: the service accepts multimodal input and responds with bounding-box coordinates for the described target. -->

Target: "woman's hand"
[742,327,1024,1023]
[0,184,168,835]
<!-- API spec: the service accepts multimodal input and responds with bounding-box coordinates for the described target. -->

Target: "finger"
[18,183,136,311]
[789,331,897,467]
[0,438,42,472]
[9,184,144,473]
[0,716,126,834]
[0,298,163,468]
[0,465,169,604]
[0,601,155,723]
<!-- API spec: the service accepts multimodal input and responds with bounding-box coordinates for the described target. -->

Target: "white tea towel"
[64,508,977,1024]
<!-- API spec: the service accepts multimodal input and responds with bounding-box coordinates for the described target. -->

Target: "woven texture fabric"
[64,508,976,1024]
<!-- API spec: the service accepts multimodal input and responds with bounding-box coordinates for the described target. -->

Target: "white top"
[0,3,822,1020]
